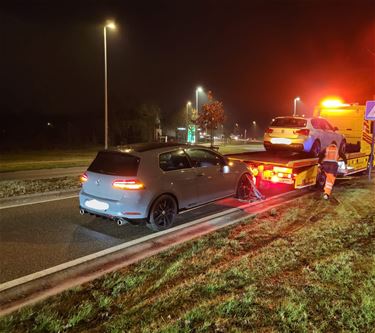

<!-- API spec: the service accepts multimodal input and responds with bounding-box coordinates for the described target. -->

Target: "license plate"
[85,199,109,211]
[271,138,292,145]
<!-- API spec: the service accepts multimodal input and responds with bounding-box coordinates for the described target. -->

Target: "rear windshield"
[88,151,140,176]
[271,118,307,128]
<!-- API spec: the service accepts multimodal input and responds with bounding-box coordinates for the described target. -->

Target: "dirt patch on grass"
[1,178,374,332]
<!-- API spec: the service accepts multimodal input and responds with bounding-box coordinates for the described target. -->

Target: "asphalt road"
[0,195,256,284]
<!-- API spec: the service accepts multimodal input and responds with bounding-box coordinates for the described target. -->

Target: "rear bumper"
[79,190,148,219]
[264,141,304,151]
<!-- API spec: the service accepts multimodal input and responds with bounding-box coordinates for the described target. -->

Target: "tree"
[195,92,225,147]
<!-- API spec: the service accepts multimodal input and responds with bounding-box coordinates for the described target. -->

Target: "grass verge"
[0,177,80,198]
[0,149,98,172]
[0,145,263,173]
[0,178,374,332]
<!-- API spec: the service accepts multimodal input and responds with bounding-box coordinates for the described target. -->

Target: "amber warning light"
[321,98,350,108]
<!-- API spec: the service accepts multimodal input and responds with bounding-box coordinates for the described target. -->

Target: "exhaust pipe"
[79,208,85,215]
[116,218,128,226]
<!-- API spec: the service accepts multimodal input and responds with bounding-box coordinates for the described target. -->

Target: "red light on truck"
[80,172,88,183]
[295,129,310,136]
[265,128,274,134]
[112,179,145,190]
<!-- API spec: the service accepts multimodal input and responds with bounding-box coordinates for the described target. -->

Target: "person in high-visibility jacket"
[318,143,347,200]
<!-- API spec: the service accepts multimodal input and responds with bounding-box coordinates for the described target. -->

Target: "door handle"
[197,173,205,177]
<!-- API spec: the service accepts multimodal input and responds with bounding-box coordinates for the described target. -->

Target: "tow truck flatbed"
[227,149,372,189]
[226,151,318,168]
[226,151,319,189]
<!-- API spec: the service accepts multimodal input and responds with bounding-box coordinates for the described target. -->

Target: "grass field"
[1,177,374,332]
[0,144,263,173]
[0,176,80,198]
[0,149,99,173]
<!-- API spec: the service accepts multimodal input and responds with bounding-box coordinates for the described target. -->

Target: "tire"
[310,140,321,157]
[339,140,346,155]
[236,173,252,200]
[316,169,326,189]
[146,194,177,231]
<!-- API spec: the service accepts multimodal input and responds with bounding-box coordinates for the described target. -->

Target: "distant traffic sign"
[365,100,375,120]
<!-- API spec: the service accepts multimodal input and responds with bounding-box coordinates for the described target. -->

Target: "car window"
[322,119,335,131]
[271,118,307,128]
[88,152,140,176]
[318,119,331,131]
[311,118,321,129]
[159,150,191,171]
[186,149,225,167]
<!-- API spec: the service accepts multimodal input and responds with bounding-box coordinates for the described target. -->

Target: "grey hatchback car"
[79,143,251,231]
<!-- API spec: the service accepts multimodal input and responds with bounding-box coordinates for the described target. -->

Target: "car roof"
[274,116,328,121]
[103,143,216,154]
[274,116,307,120]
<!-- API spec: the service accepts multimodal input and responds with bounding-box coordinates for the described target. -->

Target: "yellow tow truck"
[227,98,374,190]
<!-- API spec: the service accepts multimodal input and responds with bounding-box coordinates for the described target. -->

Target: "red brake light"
[265,128,274,134]
[295,129,310,136]
[112,179,145,190]
[80,172,88,183]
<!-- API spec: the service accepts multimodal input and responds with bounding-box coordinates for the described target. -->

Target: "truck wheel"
[316,170,326,189]
[147,194,177,231]
[339,140,346,155]
[310,140,321,157]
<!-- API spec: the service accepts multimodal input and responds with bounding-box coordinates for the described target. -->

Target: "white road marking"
[0,190,304,293]
[0,195,78,210]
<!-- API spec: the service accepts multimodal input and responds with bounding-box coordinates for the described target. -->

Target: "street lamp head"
[187,101,191,106]
[106,21,116,29]
[295,96,300,101]
[196,86,203,93]
[252,121,256,125]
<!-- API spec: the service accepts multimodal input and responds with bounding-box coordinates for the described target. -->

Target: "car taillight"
[80,172,88,183]
[295,129,310,136]
[265,128,274,134]
[112,179,145,190]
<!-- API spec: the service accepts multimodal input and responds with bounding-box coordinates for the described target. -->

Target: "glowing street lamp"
[293,96,300,116]
[195,86,203,114]
[104,20,116,150]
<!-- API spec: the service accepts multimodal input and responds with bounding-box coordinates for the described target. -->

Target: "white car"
[79,143,252,231]
[264,116,346,156]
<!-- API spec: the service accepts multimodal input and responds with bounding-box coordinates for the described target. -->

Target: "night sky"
[1,0,374,135]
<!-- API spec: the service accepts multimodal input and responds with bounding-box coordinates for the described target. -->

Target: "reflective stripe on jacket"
[324,144,339,162]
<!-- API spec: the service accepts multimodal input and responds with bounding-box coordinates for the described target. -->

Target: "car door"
[320,119,337,148]
[323,119,342,146]
[159,149,198,209]
[311,118,329,149]
[185,148,236,204]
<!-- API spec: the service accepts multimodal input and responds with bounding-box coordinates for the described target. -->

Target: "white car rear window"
[88,151,140,176]
[271,118,307,128]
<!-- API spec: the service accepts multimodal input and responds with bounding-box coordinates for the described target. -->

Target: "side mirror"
[333,126,339,131]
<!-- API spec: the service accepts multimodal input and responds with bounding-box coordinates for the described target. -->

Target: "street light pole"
[195,86,203,143]
[293,97,300,116]
[186,101,191,142]
[104,21,116,150]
